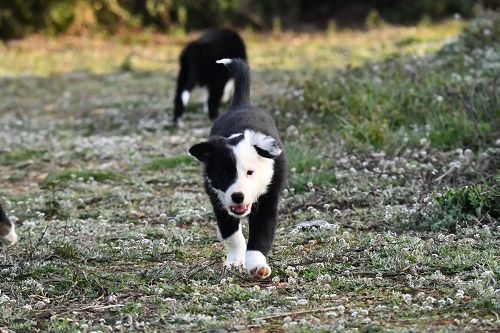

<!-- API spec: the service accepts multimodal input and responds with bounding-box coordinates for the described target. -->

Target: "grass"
[0,148,46,165]
[0,19,463,75]
[144,154,196,171]
[282,16,499,151]
[42,169,120,187]
[0,14,499,332]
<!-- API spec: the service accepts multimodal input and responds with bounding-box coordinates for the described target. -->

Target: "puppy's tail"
[216,58,250,108]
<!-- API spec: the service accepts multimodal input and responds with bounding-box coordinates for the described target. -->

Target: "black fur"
[190,59,286,259]
[173,29,247,122]
[0,204,13,238]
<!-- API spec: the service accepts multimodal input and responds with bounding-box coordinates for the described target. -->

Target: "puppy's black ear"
[248,131,282,159]
[189,142,213,163]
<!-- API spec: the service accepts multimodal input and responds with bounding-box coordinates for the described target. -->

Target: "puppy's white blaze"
[247,130,282,157]
[181,90,190,106]
[224,130,276,216]
[216,58,232,65]
[245,250,271,277]
[222,78,234,103]
[222,225,246,266]
[1,224,18,246]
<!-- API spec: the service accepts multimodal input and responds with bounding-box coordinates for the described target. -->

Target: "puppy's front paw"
[245,250,271,279]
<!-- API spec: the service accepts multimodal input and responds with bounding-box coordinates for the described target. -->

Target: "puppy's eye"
[247,170,254,176]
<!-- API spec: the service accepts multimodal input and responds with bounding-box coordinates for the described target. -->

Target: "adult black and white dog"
[0,204,17,246]
[173,29,247,123]
[189,59,286,279]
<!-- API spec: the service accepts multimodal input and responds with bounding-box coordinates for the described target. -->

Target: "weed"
[145,154,196,171]
[42,169,119,187]
[0,148,45,165]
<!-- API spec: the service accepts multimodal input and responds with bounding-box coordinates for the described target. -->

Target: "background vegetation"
[1,0,498,39]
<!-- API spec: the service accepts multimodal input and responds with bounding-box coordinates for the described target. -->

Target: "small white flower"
[297,298,308,305]
[402,294,412,304]
[22,304,33,311]
[425,296,436,305]
[481,271,494,278]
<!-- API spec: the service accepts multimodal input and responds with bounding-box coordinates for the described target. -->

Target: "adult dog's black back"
[173,29,247,123]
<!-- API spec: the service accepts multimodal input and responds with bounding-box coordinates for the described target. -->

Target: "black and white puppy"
[189,59,286,279]
[0,204,17,246]
[173,28,247,123]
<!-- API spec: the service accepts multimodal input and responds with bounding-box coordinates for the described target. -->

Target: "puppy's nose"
[231,192,244,204]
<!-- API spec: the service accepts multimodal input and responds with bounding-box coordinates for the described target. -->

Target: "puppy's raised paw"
[249,265,271,279]
[246,250,271,279]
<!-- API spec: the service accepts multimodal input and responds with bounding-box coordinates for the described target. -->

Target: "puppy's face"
[190,130,282,218]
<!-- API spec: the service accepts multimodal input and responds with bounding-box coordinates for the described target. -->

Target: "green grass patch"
[42,169,120,187]
[286,16,499,151]
[0,148,46,165]
[145,154,195,171]
[287,144,337,192]
[409,178,499,232]
[53,242,80,259]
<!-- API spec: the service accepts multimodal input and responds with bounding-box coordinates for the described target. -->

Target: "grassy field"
[0,15,499,332]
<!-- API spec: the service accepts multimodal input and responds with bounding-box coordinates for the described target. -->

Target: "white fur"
[1,224,18,246]
[202,88,209,113]
[220,225,246,267]
[216,58,232,65]
[181,90,190,106]
[247,130,282,157]
[245,250,271,278]
[222,78,235,103]
[223,130,277,218]
[228,133,243,139]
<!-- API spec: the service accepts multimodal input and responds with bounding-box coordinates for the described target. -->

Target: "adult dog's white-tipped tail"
[216,58,232,65]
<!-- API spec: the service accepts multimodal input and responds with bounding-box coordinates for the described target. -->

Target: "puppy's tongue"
[231,204,248,214]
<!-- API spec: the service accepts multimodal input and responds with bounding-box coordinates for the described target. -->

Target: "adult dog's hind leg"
[208,82,225,120]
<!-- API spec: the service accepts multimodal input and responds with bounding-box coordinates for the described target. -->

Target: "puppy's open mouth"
[230,204,250,215]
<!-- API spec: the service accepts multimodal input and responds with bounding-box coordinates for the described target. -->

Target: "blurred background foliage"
[0,0,498,39]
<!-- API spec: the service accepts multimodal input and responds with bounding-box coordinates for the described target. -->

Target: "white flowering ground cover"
[0,15,499,332]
